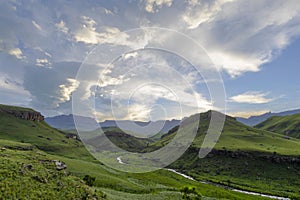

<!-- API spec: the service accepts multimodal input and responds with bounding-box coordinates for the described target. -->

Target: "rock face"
[0,107,44,122]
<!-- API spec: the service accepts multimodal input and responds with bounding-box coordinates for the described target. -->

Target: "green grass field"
[255,113,300,138]
[0,140,106,199]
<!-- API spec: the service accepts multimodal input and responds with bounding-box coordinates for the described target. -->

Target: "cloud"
[23,62,80,113]
[55,21,69,34]
[59,78,80,102]
[126,104,152,121]
[84,50,215,121]
[230,91,274,104]
[74,16,135,47]
[8,48,25,60]
[0,73,31,106]
[122,52,138,60]
[184,0,300,76]
[32,20,42,31]
[208,51,262,76]
[36,58,51,67]
[1,0,300,118]
[144,0,173,13]
[229,110,270,118]
[182,0,235,29]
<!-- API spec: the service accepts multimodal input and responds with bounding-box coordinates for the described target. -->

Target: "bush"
[83,175,96,187]
[180,186,202,200]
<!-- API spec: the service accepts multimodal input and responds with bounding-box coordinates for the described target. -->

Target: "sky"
[0,0,300,121]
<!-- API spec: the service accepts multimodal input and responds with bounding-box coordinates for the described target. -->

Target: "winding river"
[116,157,290,200]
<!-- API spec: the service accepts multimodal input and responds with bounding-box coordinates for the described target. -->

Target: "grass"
[149,111,300,155]
[0,104,35,112]
[170,147,300,199]
[0,139,270,200]
[255,113,300,138]
[0,140,106,199]
[0,112,94,160]
[1,105,299,199]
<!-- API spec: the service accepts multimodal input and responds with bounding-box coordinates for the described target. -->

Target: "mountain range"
[45,114,180,135]
[236,108,300,126]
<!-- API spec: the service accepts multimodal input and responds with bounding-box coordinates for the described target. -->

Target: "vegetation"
[0,111,94,160]
[255,113,300,138]
[0,140,106,199]
[0,105,299,199]
[83,174,96,186]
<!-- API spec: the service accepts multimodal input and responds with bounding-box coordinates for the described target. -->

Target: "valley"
[0,104,299,199]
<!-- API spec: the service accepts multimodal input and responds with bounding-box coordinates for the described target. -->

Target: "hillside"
[148,111,300,198]
[84,110,300,198]
[150,111,300,155]
[255,113,300,139]
[85,127,153,152]
[0,105,92,160]
[236,108,300,126]
[0,139,106,199]
[0,104,273,200]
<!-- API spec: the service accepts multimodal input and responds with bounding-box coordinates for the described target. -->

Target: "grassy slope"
[0,112,94,160]
[84,127,153,153]
[0,105,271,200]
[149,111,300,199]
[78,111,300,198]
[0,104,35,112]
[150,111,300,155]
[255,114,300,139]
[0,139,105,199]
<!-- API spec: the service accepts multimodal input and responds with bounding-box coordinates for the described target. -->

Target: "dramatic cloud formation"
[0,0,299,118]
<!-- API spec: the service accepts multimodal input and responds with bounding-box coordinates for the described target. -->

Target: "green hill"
[83,110,300,198]
[0,104,273,200]
[148,111,300,199]
[150,111,300,155]
[255,113,300,139]
[0,139,105,199]
[0,105,93,160]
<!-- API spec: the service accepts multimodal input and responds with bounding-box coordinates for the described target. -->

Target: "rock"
[0,108,44,122]
[54,160,67,170]
[1,147,6,151]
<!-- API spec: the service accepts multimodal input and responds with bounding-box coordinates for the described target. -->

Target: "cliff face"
[0,107,44,122]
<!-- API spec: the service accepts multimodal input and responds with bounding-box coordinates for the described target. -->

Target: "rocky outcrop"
[0,108,44,122]
[54,160,67,170]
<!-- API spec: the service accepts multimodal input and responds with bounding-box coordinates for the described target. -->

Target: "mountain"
[0,104,270,200]
[100,119,180,136]
[68,110,300,197]
[45,114,98,131]
[46,114,180,135]
[150,110,300,155]
[255,113,300,138]
[151,110,300,198]
[0,105,92,159]
[236,108,300,126]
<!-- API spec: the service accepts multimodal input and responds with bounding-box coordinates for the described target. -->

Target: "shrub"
[83,175,96,187]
